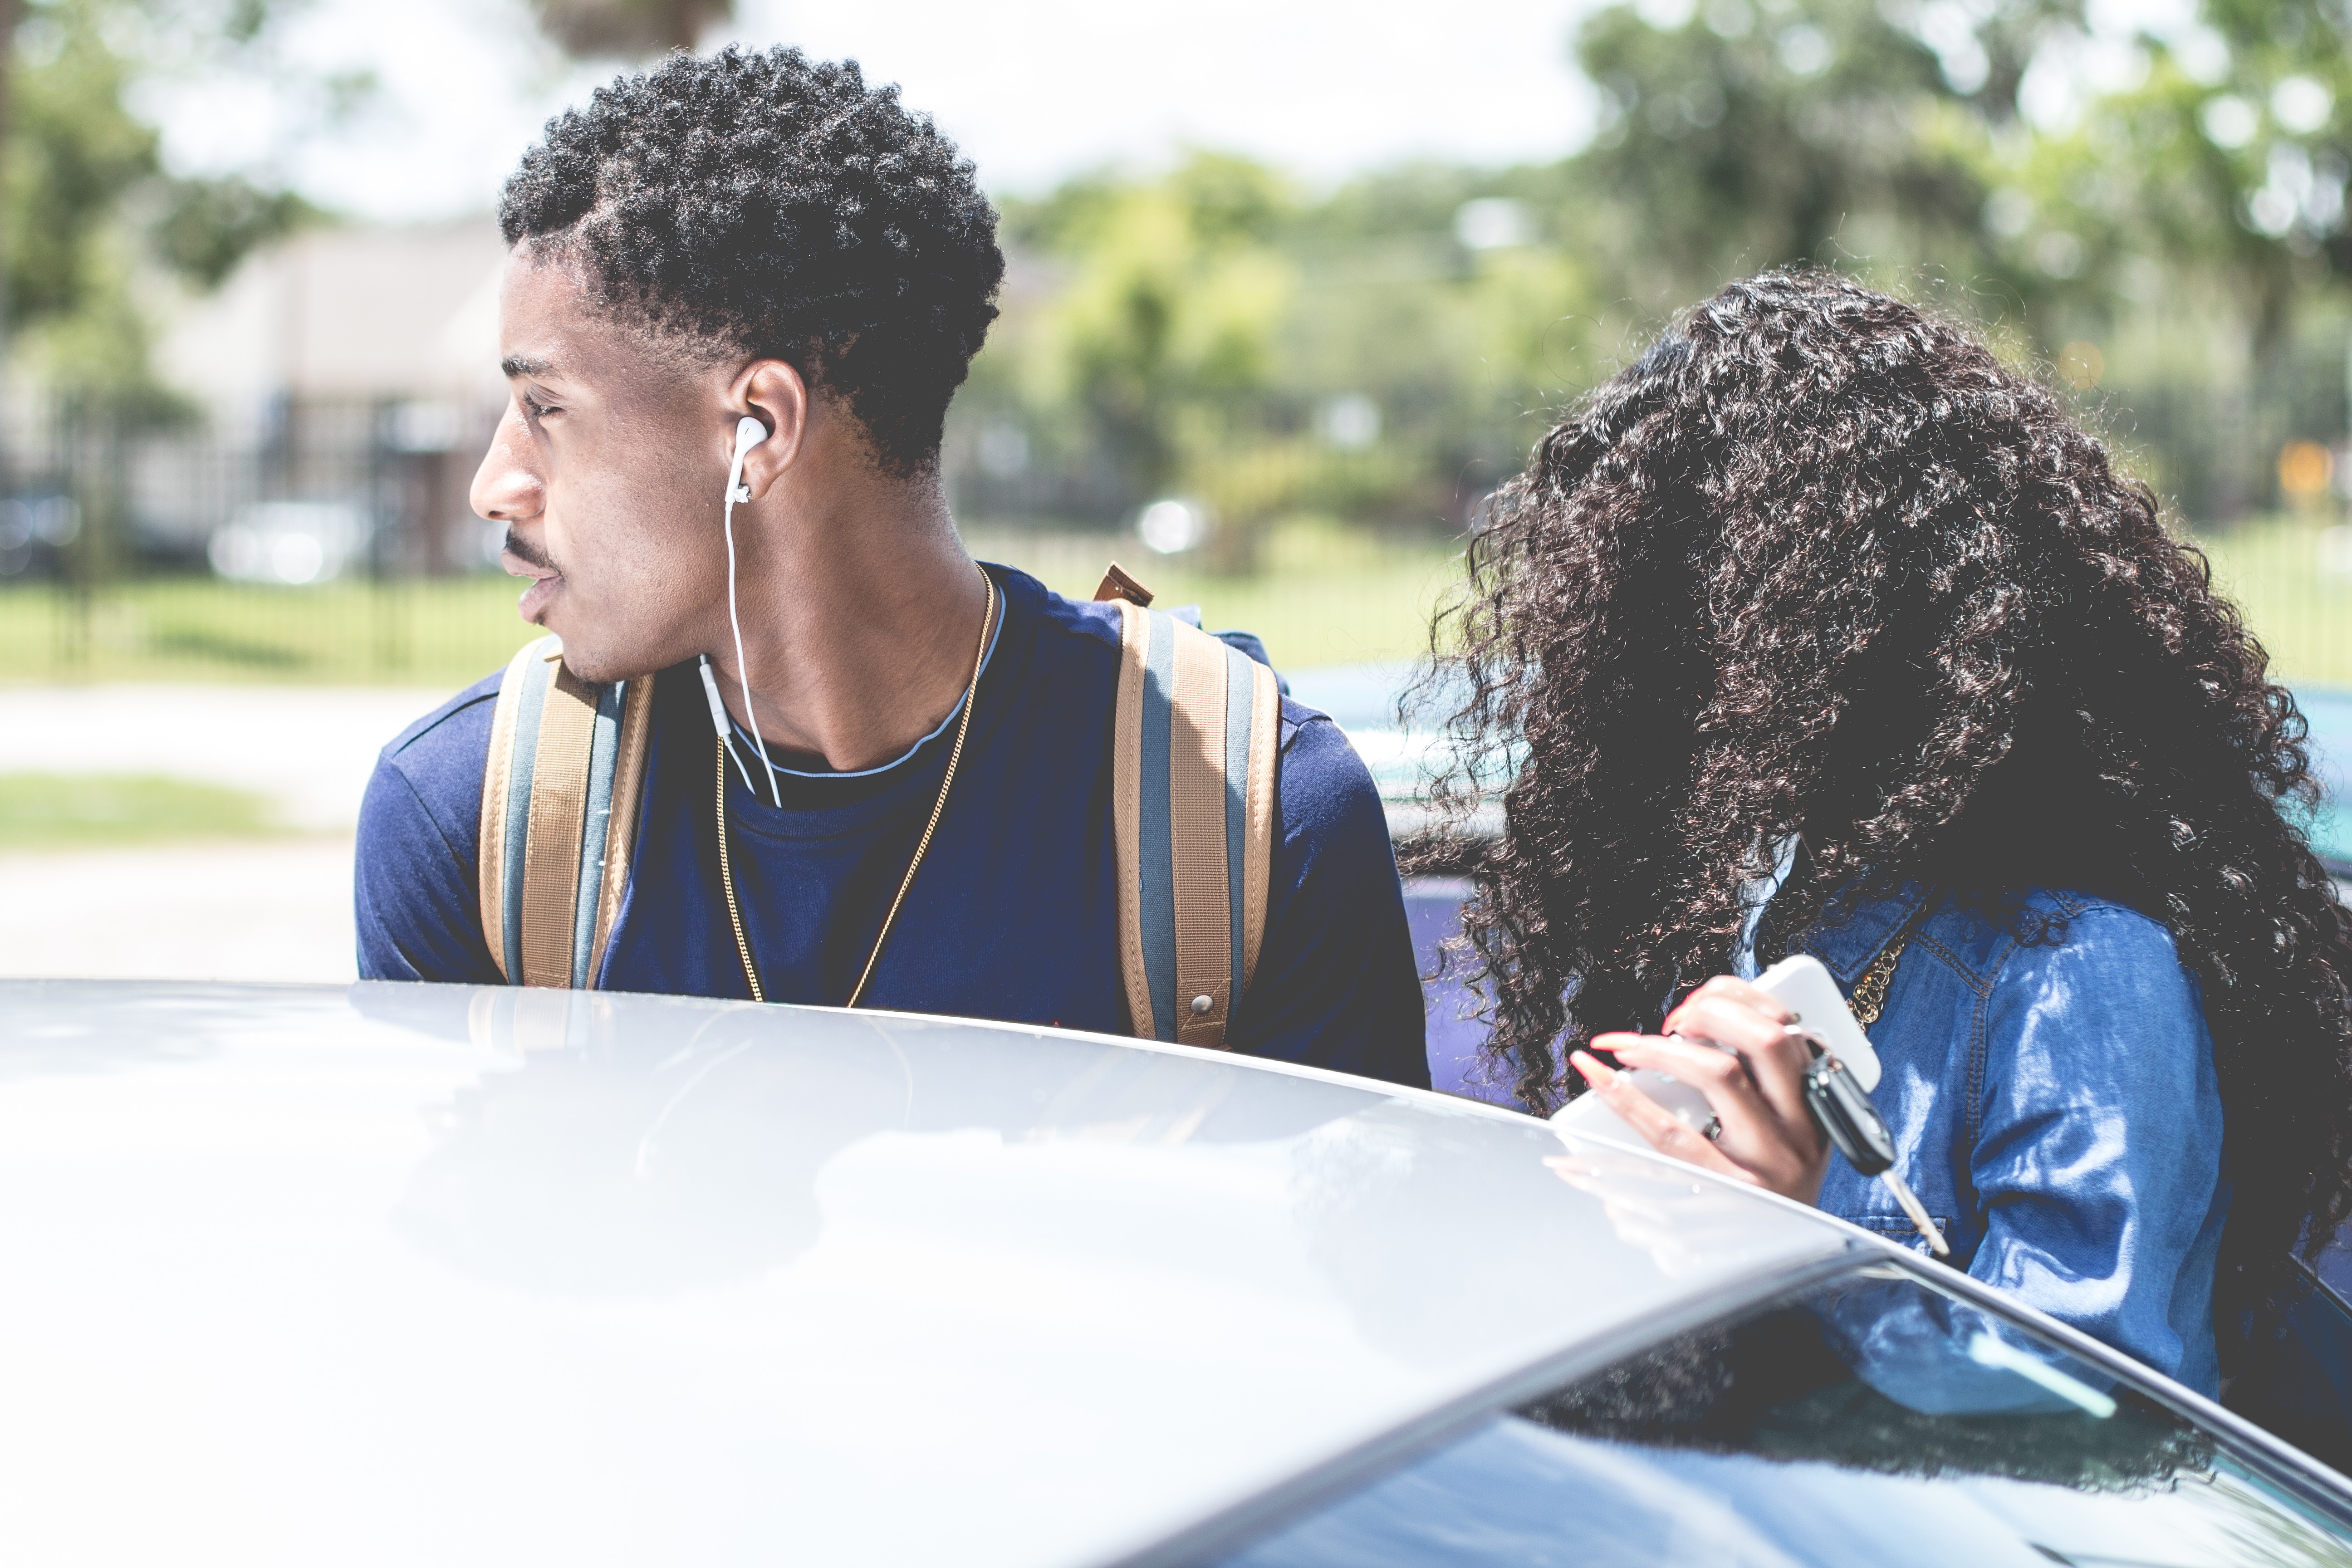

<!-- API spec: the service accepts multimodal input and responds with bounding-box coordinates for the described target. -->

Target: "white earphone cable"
[699,656,757,794]
[721,426,781,806]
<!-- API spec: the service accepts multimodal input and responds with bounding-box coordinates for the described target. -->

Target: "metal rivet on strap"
[1190,995,1214,1015]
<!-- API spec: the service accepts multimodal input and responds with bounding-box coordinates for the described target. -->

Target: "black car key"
[1800,1041,1948,1256]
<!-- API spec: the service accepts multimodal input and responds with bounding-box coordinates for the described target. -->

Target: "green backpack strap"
[477,634,656,988]
[1107,595,1282,1048]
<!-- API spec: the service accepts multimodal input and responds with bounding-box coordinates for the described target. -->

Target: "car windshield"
[1211,1263,2352,1568]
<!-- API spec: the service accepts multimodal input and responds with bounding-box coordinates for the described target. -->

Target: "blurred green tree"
[1557,0,2352,517]
[4,0,321,397]
[1003,154,1302,565]
[1569,0,2352,355]
[2005,0,2352,354]
[966,0,2352,540]
[1564,0,2086,312]
[981,153,1600,559]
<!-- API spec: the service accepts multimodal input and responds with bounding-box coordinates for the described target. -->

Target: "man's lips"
[501,547,563,622]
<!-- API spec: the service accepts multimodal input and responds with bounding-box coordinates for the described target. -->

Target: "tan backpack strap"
[1239,652,1279,994]
[1112,601,1156,1037]
[517,662,602,987]
[478,635,656,988]
[479,636,557,983]
[585,675,656,985]
[1111,601,1281,1048]
[1167,619,1235,1048]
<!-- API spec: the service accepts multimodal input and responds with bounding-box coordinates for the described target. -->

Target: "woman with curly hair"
[1421,270,2352,1409]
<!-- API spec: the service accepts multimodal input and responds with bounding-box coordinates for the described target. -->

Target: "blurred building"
[131,219,509,577]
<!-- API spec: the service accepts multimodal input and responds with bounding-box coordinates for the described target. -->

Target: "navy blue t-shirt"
[355,565,1428,1088]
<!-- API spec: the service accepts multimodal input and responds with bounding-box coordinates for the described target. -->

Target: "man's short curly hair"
[499,45,1004,478]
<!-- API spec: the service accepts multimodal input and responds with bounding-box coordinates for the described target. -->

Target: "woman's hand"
[1570,975,1831,1205]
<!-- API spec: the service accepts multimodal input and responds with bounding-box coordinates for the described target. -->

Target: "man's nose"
[470,404,546,524]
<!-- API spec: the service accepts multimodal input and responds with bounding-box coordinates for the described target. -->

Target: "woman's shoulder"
[1919,887,2184,987]
[1926,890,2206,1054]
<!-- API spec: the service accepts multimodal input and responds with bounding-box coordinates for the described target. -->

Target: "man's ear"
[728,359,811,498]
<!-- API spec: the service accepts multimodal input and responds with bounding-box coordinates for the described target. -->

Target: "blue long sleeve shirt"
[1797,884,2229,1395]
[353,564,1429,1089]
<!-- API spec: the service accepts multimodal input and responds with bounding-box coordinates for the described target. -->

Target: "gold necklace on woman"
[1848,885,1940,1029]
[713,566,997,1008]
[1849,937,1907,1027]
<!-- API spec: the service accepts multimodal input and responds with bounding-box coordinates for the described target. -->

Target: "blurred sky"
[141,0,1603,225]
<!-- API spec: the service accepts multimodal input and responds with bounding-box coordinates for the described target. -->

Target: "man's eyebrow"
[500,355,557,379]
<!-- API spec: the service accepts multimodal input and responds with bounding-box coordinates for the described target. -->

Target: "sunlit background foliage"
[3,0,2352,679]
[950,0,2352,557]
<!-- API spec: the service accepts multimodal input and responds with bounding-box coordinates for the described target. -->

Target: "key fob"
[1803,1053,1896,1176]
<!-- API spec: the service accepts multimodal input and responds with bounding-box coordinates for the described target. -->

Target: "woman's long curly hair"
[1418,270,2352,1318]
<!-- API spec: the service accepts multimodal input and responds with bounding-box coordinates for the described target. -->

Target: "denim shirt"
[1787,884,2230,1396]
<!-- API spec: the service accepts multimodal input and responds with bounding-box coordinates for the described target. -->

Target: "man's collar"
[1800,879,1934,984]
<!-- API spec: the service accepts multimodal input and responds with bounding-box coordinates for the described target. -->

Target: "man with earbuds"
[355,46,1427,1087]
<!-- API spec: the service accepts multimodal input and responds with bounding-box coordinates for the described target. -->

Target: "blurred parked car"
[1289,663,2352,1105]
[0,493,81,578]
[206,500,370,585]
[2,981,2348,1567]
[1284,663,1501,1102]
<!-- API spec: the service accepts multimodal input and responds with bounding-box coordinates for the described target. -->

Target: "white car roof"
[0,981,1850,1568]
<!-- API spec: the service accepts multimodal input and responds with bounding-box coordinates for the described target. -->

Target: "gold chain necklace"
[714,566,997,1008]
[1847,887,1940,1028]
[1849,937,1907,1027]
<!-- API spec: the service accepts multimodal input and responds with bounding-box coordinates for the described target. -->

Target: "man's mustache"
[502,529,557,573]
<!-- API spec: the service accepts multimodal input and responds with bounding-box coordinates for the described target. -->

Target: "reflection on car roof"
[0,980,1844,1568]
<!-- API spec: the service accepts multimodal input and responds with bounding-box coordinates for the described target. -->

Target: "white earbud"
[729,416,767,503]
[708,412,779,805]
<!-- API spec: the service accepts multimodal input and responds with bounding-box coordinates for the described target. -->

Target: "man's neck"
[710,471,992,775]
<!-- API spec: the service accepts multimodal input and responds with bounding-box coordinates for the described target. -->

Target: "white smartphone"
[1551,952,1882,1134]
[1753,953,1881,1090]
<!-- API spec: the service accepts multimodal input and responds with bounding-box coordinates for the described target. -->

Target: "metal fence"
[3,364,2351,688]
[0,392,514,682]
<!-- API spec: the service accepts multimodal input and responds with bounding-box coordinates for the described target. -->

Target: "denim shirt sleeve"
[1969,906,2228,1393]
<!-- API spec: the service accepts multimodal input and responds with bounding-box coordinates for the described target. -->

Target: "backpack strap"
[1110,599,1281,1048]
[477,634,656,988]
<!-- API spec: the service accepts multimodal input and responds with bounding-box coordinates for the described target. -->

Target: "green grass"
[971,519,1460,670]
[0,773,286,850]
[0,520,1462,686]
[0,576,545,687]
[2,516,2330,691]
[2193,516,2352,691]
